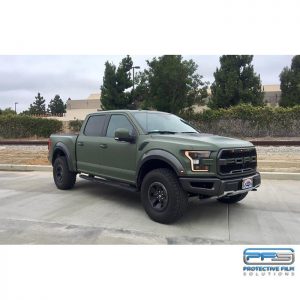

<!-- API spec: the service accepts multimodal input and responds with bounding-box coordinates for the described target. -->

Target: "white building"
[64,93,101,120]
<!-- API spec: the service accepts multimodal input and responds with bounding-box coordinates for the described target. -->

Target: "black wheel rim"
[148,182,169,212]
[55,164,63,182]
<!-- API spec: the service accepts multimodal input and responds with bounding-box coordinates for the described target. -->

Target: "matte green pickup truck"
[48,110,261,224]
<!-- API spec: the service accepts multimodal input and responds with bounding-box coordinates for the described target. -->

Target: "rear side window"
[84,115,106,136]
[106,115,134,137]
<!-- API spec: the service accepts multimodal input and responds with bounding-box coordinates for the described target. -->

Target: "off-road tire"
[217,192,248,204]
[141,168,188,224]
[53,156,76,190]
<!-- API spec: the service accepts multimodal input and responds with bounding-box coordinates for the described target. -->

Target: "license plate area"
[242,177,253,189]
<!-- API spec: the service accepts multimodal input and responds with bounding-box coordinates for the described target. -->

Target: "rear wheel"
[217,192,248,204]
[141,168,188,224]
[53,156,76,190]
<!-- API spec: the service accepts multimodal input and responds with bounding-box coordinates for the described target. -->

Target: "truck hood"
[149,133,253,149]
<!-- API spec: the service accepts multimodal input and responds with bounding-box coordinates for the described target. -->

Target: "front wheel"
[53,156,77,190]
[217,192,248,204]
[141,168,188,224]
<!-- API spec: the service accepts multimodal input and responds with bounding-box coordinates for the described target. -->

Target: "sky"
[0,55,294,113]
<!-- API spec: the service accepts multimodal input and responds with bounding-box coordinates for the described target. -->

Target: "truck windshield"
[132,112,198,134]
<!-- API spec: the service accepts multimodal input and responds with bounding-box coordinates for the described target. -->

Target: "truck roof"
[93,109,170,115]
[84,110,174,128]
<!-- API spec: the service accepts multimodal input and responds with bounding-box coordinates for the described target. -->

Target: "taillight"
[48,138,51,151]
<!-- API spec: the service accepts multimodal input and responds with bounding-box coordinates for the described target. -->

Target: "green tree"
[48,94,66,115]
[28,92,46,115]
[0,107,16,115]
[20,110,30,116]
[132,71,151,109]
[279,55,300,107]
[137,55,208,114]
[209,55,264,109]
[100,55,133,109]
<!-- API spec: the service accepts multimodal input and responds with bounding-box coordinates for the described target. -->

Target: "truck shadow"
[73,180,230,225]
[180,197,230,225]
[73,180,140,206]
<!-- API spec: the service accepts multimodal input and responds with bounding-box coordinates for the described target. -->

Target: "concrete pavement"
[0,171,299,244]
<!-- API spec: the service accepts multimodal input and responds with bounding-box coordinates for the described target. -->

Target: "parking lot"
[0,171,299,244]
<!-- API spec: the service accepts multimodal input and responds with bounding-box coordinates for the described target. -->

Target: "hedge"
[69,119,84,132]
[182,104,300,137]
[2,105,299,139]
[0,115,63,138]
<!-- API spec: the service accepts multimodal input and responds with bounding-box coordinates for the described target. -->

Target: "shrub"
[69,119,84,132]
[0,115,63,139]
[181,104,300,137]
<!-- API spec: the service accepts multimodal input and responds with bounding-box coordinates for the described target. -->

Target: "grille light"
[184,151,211,172]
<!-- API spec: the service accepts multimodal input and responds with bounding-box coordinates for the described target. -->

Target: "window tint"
[106,115,134,137]
[84,115,106,136]
[132,112,198,133]
[133,112,147,129]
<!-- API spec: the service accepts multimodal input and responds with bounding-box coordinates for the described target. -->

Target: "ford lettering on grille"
[218,148,257,175]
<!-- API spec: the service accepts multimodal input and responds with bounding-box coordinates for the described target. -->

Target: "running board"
[79,174,137,192]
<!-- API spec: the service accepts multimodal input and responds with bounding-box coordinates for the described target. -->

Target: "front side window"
[106,115,134,137]
[84,115,106,136]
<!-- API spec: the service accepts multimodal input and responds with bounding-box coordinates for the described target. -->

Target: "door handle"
[99,144,108,149]
[77,142,84,146]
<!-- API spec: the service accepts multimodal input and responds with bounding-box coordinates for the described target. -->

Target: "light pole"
[14,102,18,114]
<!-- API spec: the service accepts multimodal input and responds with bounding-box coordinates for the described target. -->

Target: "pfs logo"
[243,248,295,276]
[244,248,295,265]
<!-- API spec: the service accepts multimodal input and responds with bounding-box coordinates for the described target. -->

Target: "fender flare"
[52,142,75,171]
[136,149,186,186]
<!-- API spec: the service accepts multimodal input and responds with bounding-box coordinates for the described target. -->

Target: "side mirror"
[114,128,135,143]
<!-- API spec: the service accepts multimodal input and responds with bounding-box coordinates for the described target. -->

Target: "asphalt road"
[0,171,299,244]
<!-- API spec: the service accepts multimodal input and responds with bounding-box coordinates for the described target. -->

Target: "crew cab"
[48,110,261,224]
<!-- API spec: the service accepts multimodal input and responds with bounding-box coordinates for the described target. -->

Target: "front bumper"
[179,172,261,197]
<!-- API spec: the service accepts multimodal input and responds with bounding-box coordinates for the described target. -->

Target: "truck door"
[97,114,137,183]
[76,113,108,175]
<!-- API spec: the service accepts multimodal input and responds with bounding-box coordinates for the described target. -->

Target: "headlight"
[184,151,211,172]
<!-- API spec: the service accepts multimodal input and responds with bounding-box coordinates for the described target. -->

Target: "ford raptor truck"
[48,110,261,224]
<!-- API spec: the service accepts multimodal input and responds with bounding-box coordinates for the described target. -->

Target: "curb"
[0,164,51,172]
[0,140,48,145]
[0,164,299,180]
[260,172,300,180]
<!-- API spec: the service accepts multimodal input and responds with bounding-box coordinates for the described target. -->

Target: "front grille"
[218,148,257,175]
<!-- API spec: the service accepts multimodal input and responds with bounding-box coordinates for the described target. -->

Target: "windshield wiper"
[147,130,177,134]
[180,131,198,133]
